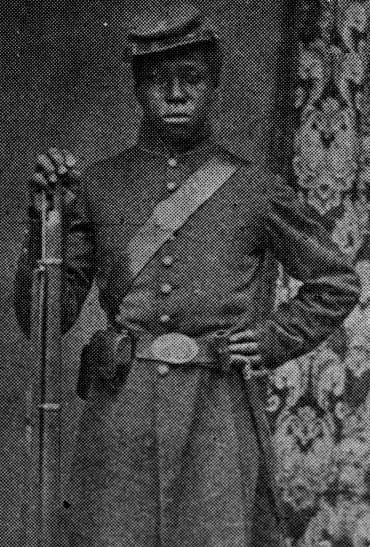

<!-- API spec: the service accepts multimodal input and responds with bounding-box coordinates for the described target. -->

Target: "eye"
[181,68,206,85]
[146,68,166,85]
[186,71,202,84]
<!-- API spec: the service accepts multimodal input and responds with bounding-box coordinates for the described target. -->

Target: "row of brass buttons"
[158,157,178,376]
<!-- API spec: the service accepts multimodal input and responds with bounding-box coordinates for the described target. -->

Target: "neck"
[138,119,212,155]
[161,125,212,153]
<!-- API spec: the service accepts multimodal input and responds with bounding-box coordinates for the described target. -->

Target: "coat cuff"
[25,208,42,261]
[255,320,305,370]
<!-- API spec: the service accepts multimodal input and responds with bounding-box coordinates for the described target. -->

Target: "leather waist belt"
[135,331,231,372]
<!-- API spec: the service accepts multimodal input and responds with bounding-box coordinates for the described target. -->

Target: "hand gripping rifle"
[27,183,64,547]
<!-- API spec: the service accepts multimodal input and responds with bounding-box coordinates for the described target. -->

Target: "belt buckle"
[151,333,199,364]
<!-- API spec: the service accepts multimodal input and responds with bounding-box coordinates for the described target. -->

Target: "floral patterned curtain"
[270,1,370,545]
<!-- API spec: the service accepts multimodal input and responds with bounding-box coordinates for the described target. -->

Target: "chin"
[168,127,193,140]
[162,122,198,143]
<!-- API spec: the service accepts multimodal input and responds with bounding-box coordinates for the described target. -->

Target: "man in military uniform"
[15,3,360,546]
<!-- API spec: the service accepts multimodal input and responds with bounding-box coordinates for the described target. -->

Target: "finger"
[229,342,259,354]
[48,148,68,175]
[36,153,56,175]
[62,150,81,183]
[245,354,261,364]
[229,330,256,343]
[29,171,51,193]
[243,364,268,380]
[62,149,77,169]
[115,314,122,324]
[230,354,262,365]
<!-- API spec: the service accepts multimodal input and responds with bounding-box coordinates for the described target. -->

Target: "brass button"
[166,181,177,191]
[158,363,170,376]
[162,255,173,267]
[160,314,170,323]
[167,157,177,167]
[160,283,172,294]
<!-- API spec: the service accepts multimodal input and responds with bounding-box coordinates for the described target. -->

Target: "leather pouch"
[77,327,133,400]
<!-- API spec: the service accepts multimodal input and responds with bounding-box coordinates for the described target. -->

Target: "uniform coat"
[15,125,360,546]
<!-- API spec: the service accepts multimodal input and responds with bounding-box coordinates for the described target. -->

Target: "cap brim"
[130,32,218,59]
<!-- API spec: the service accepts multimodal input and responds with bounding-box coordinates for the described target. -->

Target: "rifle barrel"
[29,185,64,547]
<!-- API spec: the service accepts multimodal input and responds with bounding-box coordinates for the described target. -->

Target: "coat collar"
[136,120,218,162]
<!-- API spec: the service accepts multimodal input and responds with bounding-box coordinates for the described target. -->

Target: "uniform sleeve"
[14,177,96,337]
[257,174,360,369]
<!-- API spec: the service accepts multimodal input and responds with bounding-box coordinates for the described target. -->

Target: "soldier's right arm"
[14,148,96,337]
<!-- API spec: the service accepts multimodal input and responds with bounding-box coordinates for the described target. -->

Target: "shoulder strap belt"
[127,155,238,281]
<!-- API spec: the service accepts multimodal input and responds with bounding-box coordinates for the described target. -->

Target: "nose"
[321,133,335,148]
[167,77,186,102]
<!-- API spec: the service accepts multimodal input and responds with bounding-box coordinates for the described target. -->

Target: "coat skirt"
[66,358,283,547]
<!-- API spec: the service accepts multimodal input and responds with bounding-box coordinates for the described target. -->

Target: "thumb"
[229,329,256,343]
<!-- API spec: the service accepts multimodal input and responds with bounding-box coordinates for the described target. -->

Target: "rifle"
[26,184,64,547]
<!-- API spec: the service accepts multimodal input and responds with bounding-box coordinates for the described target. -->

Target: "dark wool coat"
[15,126,360,547]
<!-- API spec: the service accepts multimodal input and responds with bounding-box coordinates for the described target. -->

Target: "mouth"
[163,115,192,124]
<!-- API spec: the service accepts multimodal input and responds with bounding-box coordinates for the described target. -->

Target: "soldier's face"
[135,49,216,143]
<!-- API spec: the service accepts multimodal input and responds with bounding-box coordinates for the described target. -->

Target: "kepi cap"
[128,3,219,57]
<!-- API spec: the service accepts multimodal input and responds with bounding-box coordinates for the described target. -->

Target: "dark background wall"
[1,1,288,544]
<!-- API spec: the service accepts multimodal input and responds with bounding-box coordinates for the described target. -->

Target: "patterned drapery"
[271,1,370,545]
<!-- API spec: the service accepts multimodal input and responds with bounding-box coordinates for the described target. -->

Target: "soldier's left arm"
[253,174,360,370]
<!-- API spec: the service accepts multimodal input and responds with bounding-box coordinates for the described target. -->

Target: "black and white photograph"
[2,0,370,545]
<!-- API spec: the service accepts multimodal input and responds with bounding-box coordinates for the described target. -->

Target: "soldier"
[15,3,360,546]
